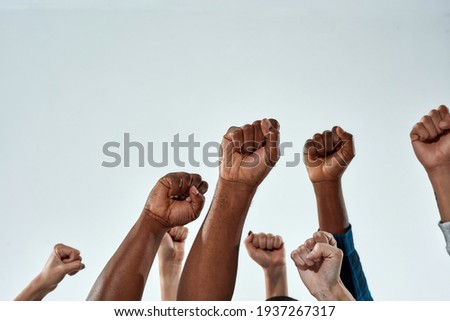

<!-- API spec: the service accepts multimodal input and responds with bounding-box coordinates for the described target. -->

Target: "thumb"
[187,185,205,219]
[60,260,85,277]
[244,231,254,248]
[244,232,257,255]
[335,126,354,147]
[335,126,355,163]
[306,243,340,262]
[262,118,280,167]
[439,115,450,130]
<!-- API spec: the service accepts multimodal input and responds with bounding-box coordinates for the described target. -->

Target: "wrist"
[427,166,450,182]
[34,273,56,292]
[140,210,171,234]
[263,264,288,298]
[217,178,257,195]
[263,264,286,277]
[312,179,342,189]
[159,260,183,276]
[312,180,343,199]
[427,166,450,222]
[312,179,349,234]
[16,274,54,301]
[313,279,354,301]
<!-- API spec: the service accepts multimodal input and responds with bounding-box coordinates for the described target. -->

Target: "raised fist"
[410,105,450,172]
[158,226,189,264]
[291,231,349,300]
[303,126,355,183]
[40,243,85,292]
[244,232,285,269]
[220,118,280,188]
[144,172,208,227]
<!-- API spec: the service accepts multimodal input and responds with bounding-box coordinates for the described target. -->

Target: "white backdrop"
[1,0,449,301]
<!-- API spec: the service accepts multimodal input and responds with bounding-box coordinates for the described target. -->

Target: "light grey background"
[1,0,449,300]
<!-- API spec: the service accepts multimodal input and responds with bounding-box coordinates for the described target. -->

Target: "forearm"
[87,212,167,300]
[15,275,53,301]
[178,179,256,300]
[263,265,288,299]
[313,279,355,301]
[313,180,349,234]
[428,167,450,222]
[159,263,182,301]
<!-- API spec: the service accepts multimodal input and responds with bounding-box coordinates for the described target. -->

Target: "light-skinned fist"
[410,105,450,173]
[244,232,286,269]
[39,243,85,292]
[291,231,351,300]
[158,226,189,265]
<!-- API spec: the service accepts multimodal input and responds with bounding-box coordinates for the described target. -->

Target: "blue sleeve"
[332,225,373,301]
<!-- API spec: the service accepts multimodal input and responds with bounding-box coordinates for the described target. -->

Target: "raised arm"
[303,126,372,300]
[244,232,288,300]
[303,126,354,234]
[177,118,280,300]
[87,172,208,300]
[158,226,189,301]
[15,243,85,301]
[410,105,450,254]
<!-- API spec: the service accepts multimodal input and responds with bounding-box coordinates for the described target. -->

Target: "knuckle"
[438,105,448,112]
[421,115,431,122]
[54,243,63,250]
[313,133,321,139]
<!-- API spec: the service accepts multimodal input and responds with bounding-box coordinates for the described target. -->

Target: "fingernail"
[192,186,199,195]
[248,230,253,236]
[81,263,86,270]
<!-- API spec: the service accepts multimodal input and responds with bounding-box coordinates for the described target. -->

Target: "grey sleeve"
[438,221,450,256]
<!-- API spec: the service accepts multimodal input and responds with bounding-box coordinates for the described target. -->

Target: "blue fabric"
[332,225,373,301]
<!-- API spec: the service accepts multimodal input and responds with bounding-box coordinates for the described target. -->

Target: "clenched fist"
[158,226,189,265]
[158,226,189,301]
[291,231,353,301]
[410,105,450,172]
[40,243,85,292]
[220,118,280,188]
[245,231,288,299]
[244,232,286,269]
[303,126,355,183]
[144,172,208,228]
[15,243,85,301]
